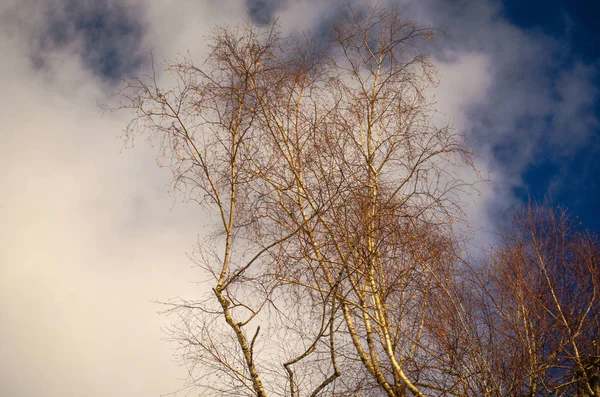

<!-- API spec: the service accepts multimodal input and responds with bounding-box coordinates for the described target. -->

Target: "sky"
[0,0,598,396]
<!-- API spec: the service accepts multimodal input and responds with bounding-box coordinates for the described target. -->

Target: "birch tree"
[480,205,600,397]
[116,2,478,395]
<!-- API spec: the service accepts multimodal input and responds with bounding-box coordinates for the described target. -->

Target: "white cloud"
[434,51,492,134]
[0,2,215,395]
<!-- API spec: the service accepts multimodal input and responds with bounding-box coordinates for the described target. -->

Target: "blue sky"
[0,1,599,396]
[502,0,600,232]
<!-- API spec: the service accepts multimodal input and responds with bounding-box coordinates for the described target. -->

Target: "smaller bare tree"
[465,204,600,397]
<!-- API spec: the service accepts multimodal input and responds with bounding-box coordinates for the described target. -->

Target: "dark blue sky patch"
[246,0,288,25]
[500,0,600,232]
[502,0,600,64]
[39,0,146,82]
[513,160,560,201]
[502,0,566,36]
[516,131,600,233]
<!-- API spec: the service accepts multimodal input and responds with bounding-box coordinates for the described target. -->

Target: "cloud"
[0,1,219,396]
[246,0,289,25]
[2,0,147,83]
[41,0,146,81]
[401,0,598,234]
[0,0,597,396]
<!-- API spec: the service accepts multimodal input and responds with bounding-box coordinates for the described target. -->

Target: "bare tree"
[114,2,479,396]
[458,204,600,397]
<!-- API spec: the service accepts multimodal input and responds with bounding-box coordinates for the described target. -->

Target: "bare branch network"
[113,2,600,396]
